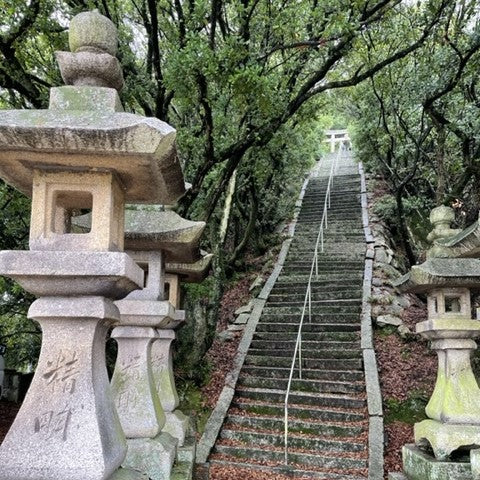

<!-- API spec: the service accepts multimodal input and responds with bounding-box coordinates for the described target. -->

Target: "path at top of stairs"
[208,153,369,479]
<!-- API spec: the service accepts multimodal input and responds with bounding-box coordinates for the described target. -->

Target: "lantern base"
[122,433,177,480]
[401,444,473,480]
[415,419,480,460]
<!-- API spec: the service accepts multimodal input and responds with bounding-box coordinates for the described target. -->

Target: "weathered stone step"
[262,305,361,315]
[297,212,361,220]
[289,239,365,247]
[259,315,360,325]
[294,229,362,236]
[241,365,364,382]
[280,269,363,277]
[283,260,364,268]
[256,322,360,333]
[275,278,363,288]
[231,398,366,423]
[247,348,361,360]
[265,301,362,310]
[225,414,365,437]
[250,339,359,350]
[274,274,363,284]
[219,428,366,453]
[268,290,362,302]
[244,355,363,371]
[238,375,364,395]
[210,458,367,480]
[286,248,365,257]
[253,330,359,342]
[294,225,363,233]
[270,284,363,295]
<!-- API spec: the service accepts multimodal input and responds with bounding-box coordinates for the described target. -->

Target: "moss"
[176,380,211,435]
[375,325,397,336]
[385,392,429,425]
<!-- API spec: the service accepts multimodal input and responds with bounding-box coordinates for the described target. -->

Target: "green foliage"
[343,1,480,262]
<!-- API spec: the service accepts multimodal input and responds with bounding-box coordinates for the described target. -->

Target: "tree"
[345,0,480,264]
[0,0,453,368]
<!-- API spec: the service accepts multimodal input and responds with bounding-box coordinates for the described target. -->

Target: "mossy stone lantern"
[0,10,185,480]
[396,206,480,479]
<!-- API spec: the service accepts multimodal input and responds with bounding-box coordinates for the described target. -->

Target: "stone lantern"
[74,206,212,479]
[0,11,185,480]
[394,206,480,480]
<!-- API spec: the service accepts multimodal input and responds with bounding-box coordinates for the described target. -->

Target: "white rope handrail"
[283,144,346,464]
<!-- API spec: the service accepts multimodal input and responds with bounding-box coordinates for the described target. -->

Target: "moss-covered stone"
[403,444,472,480]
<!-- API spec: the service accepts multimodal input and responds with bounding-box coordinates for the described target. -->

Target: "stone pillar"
[152,328,189,445]
[112,251,179,479]
[165,273,180,309]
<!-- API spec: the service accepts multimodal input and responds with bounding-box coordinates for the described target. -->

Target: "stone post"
[0,10,185,480]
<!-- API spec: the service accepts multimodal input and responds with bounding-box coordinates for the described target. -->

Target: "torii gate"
[324,129,351,153]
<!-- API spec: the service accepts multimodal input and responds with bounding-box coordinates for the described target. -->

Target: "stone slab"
[364,349,383,417]
[368,415,384,480]
[0,110,185,204]
[0,250,143,298]
[403,444,472,480]
[50,86,124,113]
[123,434,177,480]
[164,411,189,447]
[115,299,179,328]
[397,258,480,293]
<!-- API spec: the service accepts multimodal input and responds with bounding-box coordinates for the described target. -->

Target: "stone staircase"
[208,153,369,479]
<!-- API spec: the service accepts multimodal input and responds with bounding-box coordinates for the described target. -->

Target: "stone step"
[294,225,363,232]
[253,330,360,342]
[241,365,364,382]
[219,428,366,453]
[231,398,366,423]
[270,284,363,295]
[262,305,361,315]
[244,355,363,371]
[275,275,364,285]
[265,301,362,309]
[297,213,362,221]
[237,375,364,395]
[267,290,362,302]
[250,339,359,350]
[274,275,363,285]
[258,315,360,325]
[225,414,366,437]
[282,260,364,268]
[209,458,367,480]
[286,249,365,258]
[256,322,360,333]
[247,348,362,360]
